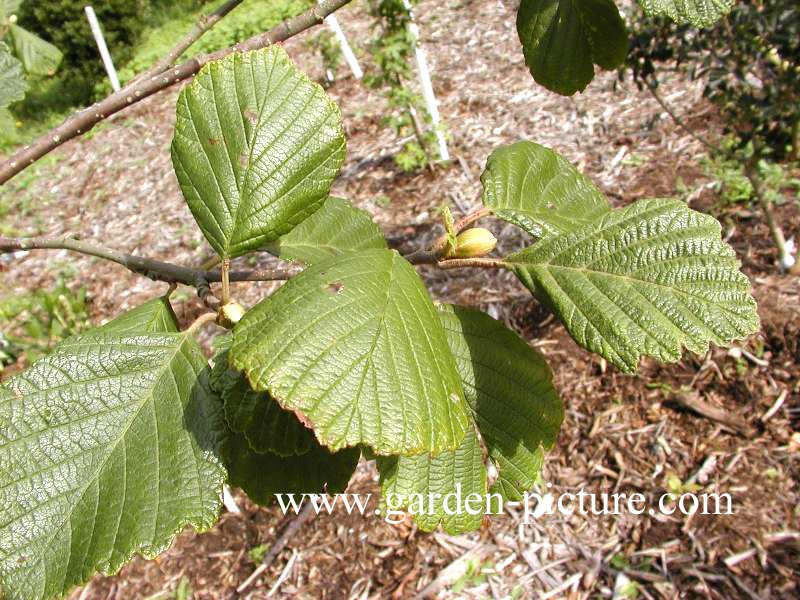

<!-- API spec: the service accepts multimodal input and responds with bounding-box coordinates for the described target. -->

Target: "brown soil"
[1,0,798,598]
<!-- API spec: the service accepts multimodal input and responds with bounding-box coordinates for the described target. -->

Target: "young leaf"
[0,332,226,600]
[230,249,470,455]
[171,47,346,259]
[506,198,760,373]
[377,429,487,534]
[264,196,386,265]
[517,0,627,95]
[0,46,27,108]
[8,25,62,76]
[211,344,314,456]
[437,305,563,501]
[481,141,610,238]
[638,0,734,27]
[92,297,180,335]
[223,428,359,505]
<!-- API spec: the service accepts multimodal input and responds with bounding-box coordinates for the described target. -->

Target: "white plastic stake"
[84,6,120,92]
[402,0,449,161]
[318,1,363,80]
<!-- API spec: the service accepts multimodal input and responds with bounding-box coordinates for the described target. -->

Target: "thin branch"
[646,78,717,153]
[133,0,245,84]
[0,236,299,285]
[0,0,354,184]
[742,159,799,275]
[435,257,506,270]
[236,501,316,594]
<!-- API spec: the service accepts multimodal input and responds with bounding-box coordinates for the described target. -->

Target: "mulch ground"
[1,0,798,598]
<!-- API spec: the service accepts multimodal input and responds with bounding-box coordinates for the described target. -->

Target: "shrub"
[18,0,149,104]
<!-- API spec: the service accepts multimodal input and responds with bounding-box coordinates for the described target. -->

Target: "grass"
[3,0,315,152]
[112,0,315,88]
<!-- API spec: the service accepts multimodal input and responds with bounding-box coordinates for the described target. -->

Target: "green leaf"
[437,305,563,501]
[506,198,760,373]
[517,0,627,95]
[210,344,315,456]
[230,248,470,455]
[0,106,14,136]
[223,428,359,506]
[264,197,386,265]
[93,297,180,335]
[0,332,226,600]
[0,1,22,19]
[171,47,346,259]
[377,429,486,534]
[638,0,734,27]
[481,141,611,238]
[8,25,62,76]
[0,47,26,108]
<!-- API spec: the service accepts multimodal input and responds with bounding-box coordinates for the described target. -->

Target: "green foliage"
[117,0,314,86]
[438,305,562,501]
[517,0,628,96]
[171,47,346,259]
[625,0,800,160]
[18,0,147,105]
[264,196,387,265]
[481,141,611,238]
[306,29,343,85]
[230,248,470,455]
[0,277,90,370]
[0,4,765,595]
[505,198,760,372]
[703,143,800,206]
[0,305,226,600]
[210,337,316,456]
[365,0,437,171]
[0,44,26,109]
[637,0,734,27]
[378,429,487,534]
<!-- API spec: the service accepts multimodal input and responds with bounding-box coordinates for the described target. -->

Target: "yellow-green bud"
[447,227,497,259]
[217,301,246,329]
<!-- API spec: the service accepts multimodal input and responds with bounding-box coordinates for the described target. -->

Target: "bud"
[217,301,246,329]
[446,228,497,259]
[8,14,17,24]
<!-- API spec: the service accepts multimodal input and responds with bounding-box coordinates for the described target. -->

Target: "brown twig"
[0,0,354,184]
[0,236,299,286]
[743,155,799,275]
[236,501,316,594]
[132,0,245,85]
[645,78,716,152]
[435,257,506,270]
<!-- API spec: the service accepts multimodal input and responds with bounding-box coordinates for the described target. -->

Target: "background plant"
[624,0,800,271]
[365,0,439,172]
[0,0,62,137]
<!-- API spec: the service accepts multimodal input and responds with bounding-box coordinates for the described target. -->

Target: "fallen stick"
[236,501,316,594]
[671,391,754,437]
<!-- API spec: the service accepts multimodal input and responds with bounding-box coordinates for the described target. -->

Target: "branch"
[435,257,506,270]
[646,78,717,153]
[133,0,246,84]
[0,0,354,184]
[0,236,300,285]
[742,159,799,275]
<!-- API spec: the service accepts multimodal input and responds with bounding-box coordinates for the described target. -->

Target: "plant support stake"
[318,0,362,79]
[402,0,449,161]
[84,5,121,92]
